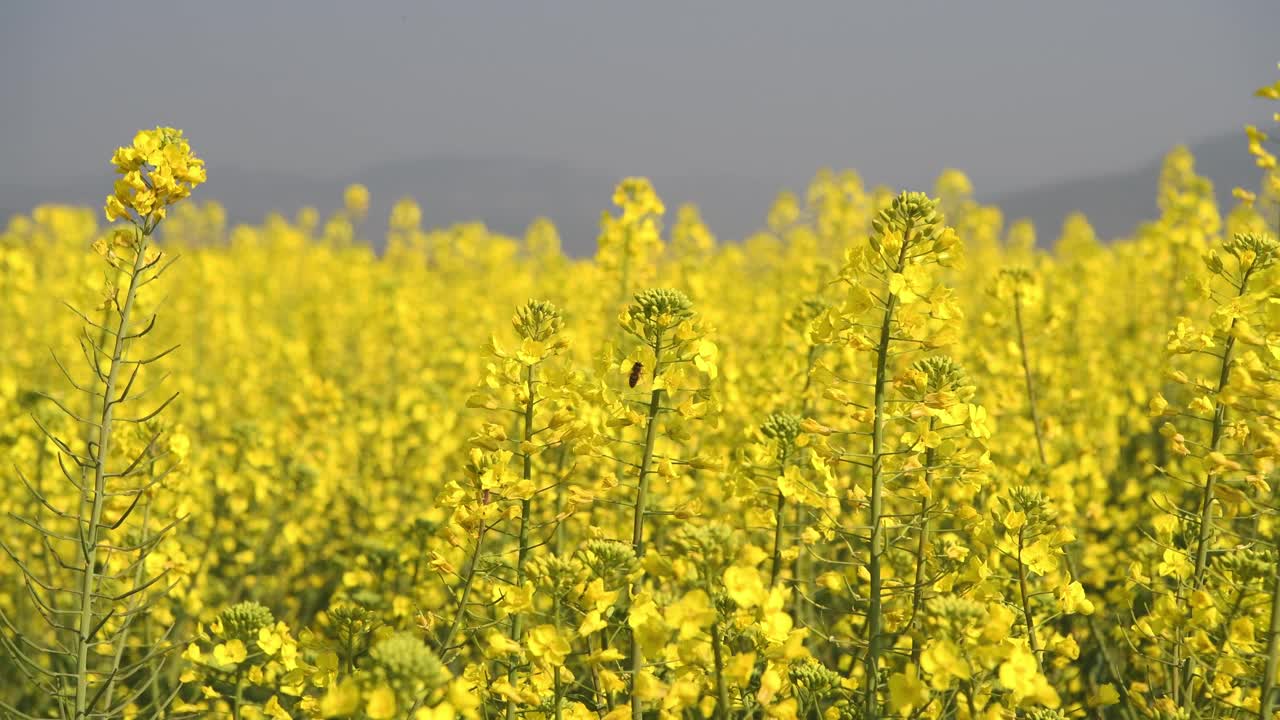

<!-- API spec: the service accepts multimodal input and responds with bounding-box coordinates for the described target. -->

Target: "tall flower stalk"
[0,127,203,720]
[995,265,1137,716]
[505,301,568,720]
[1140,232,1280,715]
[805,191,963,719]
[613,288,717,718]
[453,299,581,713]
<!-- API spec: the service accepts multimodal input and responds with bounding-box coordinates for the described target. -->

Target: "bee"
[628,361,644,388]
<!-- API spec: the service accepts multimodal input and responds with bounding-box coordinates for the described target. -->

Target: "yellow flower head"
[104,127,204,225]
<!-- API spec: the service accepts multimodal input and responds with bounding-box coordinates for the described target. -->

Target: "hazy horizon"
[3,2,1279,249]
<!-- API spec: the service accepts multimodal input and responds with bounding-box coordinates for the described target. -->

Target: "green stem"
[441,522,488,666]
[1179,265,1256,705]
[507,363,538,720]
[769,490,786,587]
[75,228,148,719]
[909,428,936,667]
[1015,284,1135,719]
[585,634,610,711]
[630,331,664,720]
[553,446,568,556]
[1016,528,1041,664]
[632,355,663,559]
[865,233,911,720]
[101,495,154,710]
[712,621,731,720]
[1013,289,1046,466]
[232,676,244,720]
[789,500,807,633]
[1261,556,1280,720]
[553,593,564,720]
[1192,265,1255,586]
[1062,550,1136,720]
[791,344,820,632]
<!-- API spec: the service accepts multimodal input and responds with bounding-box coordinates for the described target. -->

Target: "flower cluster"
[10,68,1280,720]
[105,127,206,227]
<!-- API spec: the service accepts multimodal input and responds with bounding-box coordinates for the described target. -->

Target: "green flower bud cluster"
[929,596,987,630]
[994,486,1056,535]
[907,356,971,397]
[997,266,1034,286]
[1213,547,1274,584]
[760,412,802,462]
[623,288,695,342]
[669,524,738,580]
[325,604,381,666]
[785,297,830,335]
[1223,231,1280,272]
[529,555,589,601]
[513,299,564,342]
[574,539,640,590]
[871,192,939,237]
[869,191,958,263]
[1023,708,1069,720]
[216,601,275,641]
[789,658,844,702]
[369,631,448,691]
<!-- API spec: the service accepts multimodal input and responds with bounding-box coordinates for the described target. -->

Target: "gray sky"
[2,1,1278,200]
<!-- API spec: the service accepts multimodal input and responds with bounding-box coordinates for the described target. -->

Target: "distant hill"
[987,130,1257,242]
[0,130,1260,256]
